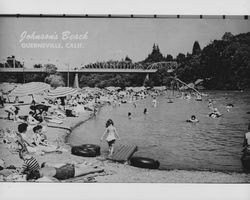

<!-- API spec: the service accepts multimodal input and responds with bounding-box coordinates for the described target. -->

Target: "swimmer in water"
[186,115,199,123]
[208,99,214,110]
[226,103,234,112]
[143,108,148,115]
[128,112,132,119]
[152,97,157,107]
[209,108,222,118]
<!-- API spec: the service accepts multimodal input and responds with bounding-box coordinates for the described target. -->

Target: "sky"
[0,17,249,69]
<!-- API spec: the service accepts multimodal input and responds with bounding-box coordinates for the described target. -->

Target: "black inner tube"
[71,146,98,157]
[130,156,160,169]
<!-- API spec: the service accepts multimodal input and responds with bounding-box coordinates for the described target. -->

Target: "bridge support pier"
[143,73,150,86]
[73,73,79,89]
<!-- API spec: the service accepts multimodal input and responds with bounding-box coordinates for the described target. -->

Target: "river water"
[68,91,250,172]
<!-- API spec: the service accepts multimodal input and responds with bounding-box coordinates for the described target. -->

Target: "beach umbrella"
[9,82,50,97]
[46,87,78,98]
[0,83,17,94]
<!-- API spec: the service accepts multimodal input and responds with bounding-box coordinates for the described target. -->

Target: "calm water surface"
[68,91,250,172]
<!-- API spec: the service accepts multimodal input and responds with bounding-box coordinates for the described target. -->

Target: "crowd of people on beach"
[1,83,250,182]
[0,86,153,181]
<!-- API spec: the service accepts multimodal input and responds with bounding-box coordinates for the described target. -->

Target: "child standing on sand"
[100,119,120,157]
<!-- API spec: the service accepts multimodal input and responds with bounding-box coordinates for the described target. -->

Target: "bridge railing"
[0,60,178,73]
[0,68,157,73]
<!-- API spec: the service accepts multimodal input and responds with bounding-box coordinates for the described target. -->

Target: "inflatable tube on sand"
[129,156,160,169]
[80,144,101,156]
[71,146,97,157]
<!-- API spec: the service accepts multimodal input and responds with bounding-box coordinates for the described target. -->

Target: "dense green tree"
[44,64,57,74]
[45,74,65,88]
[125,56,132,62]
[166,54,173,61]
[143,44,165,63]
[222,32,234,42]
[34,64,43,68]
[176,53,186,63]
[192,41,201,55]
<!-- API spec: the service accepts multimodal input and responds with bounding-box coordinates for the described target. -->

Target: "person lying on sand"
[18,148,103,181]
[39,161,104,181]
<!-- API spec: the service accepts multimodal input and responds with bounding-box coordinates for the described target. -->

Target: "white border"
[0,0,249,200]
[0,0,249,15]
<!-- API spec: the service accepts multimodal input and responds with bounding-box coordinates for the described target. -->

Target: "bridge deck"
[0,68,157,73]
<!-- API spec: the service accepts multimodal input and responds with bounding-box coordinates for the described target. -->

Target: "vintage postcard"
[0,15,250,185]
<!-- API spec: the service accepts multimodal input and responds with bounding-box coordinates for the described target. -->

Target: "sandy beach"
[1,104,250,183]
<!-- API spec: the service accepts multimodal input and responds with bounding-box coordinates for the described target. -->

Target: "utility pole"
[13,56,15,68]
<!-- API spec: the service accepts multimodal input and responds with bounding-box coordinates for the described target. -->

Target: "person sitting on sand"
[18,148,40,180]
[4,105,19,120]
[32,125,48,146]
[27,111,40,125]
[100,119,120,157]
[16,123,37,152]
[186,115,199,123]
[32,124,67,153]
[31,109,44,123]
[1,128,18,150]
